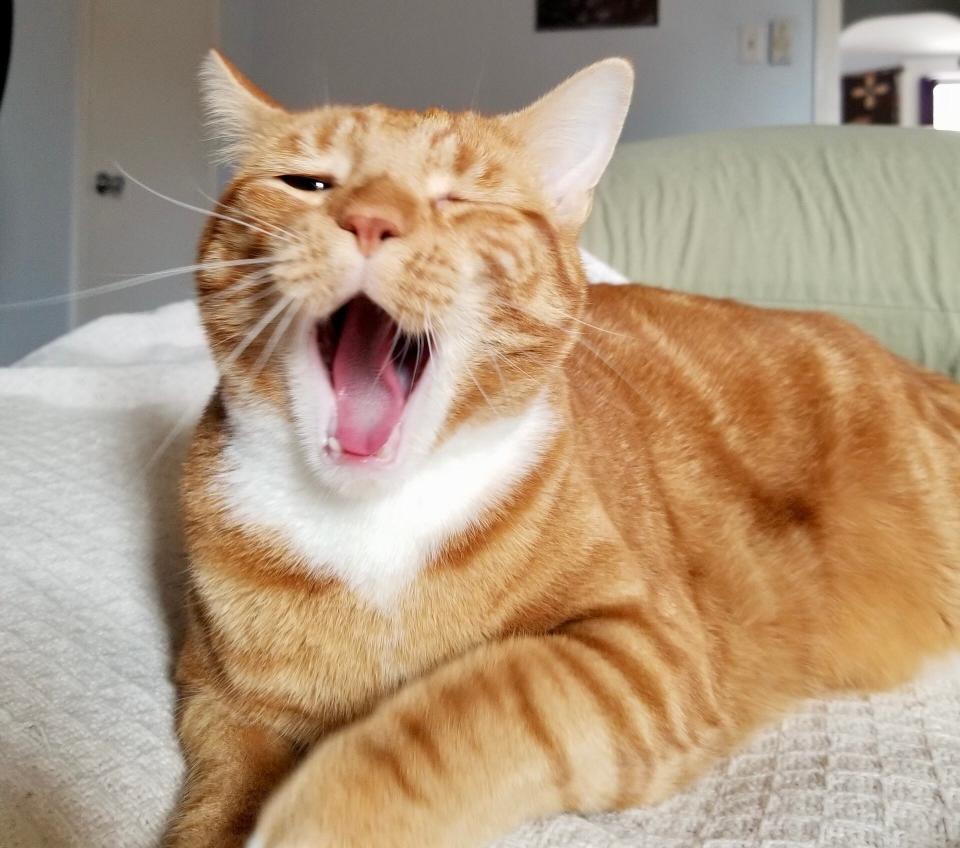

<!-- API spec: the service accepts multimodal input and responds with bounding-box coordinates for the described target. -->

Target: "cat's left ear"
[506,59,634,228]
[199,49,286,161]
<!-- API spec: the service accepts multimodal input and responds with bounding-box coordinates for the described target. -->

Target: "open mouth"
[317,294,431,460]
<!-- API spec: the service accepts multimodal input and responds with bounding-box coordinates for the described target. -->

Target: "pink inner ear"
[332,298,406,457]
[509,59,633,220]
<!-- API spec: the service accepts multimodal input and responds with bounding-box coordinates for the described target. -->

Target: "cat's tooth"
[326,435,341,456]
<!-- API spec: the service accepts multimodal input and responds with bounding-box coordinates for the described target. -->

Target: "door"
[74,0,219,325]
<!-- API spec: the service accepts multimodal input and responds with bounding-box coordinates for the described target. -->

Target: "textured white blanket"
[2,255,959,847]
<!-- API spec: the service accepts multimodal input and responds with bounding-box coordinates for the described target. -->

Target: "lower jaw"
[322,425,402,466]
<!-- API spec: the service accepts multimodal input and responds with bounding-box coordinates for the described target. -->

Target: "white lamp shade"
[841,12,960,55]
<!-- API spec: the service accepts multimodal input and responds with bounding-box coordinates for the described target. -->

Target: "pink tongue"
[331,298,405,457]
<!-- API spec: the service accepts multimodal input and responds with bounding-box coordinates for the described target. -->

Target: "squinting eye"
[279,175,335,192]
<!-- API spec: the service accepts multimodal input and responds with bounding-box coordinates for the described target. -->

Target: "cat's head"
[197,50,632,494]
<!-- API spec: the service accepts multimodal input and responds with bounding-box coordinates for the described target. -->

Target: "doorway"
[815,0,960,127]
[72,0,219,326]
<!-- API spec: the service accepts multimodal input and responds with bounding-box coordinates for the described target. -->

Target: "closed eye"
[279,175,335,192]
[435,194,471,208]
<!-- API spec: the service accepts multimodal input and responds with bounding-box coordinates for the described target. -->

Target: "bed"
[2,126,960,847]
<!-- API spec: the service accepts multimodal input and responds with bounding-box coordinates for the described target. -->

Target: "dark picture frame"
[842,67,901,125]
[537,0,658,30]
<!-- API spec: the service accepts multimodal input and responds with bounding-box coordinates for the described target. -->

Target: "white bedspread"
[2,254,959,847]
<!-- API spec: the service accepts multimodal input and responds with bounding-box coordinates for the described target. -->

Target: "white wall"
[219,0,256,82]
[230,0,815,142]
[0,0,77,364]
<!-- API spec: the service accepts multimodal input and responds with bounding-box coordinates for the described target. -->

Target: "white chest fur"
[215,398,557,609]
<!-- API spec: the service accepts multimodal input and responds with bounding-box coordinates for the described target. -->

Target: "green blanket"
[582,126,960,379]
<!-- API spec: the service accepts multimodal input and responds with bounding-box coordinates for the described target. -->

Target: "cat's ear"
[506,59,633,227]
[199,49,285,161]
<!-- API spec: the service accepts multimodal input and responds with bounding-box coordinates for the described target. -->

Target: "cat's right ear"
[199,49,285,162]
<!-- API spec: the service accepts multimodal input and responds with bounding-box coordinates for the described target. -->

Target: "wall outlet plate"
[769,18,794,66]
[739,24,765,65]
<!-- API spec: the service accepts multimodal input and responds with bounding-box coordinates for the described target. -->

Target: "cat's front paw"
[247,730,422,848]
[246,785,341,848]
[247,816,337,848]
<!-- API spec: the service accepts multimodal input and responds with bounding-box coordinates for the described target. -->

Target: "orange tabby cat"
[166,50,960,848]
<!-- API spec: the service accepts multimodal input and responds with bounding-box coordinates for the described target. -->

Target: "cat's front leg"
[165,681,299,848]
[249,621,728,848]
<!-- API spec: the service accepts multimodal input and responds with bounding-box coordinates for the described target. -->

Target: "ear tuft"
[507,58,634,227]
[199,49,284,162]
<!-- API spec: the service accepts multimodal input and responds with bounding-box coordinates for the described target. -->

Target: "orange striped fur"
[166,52,960,848]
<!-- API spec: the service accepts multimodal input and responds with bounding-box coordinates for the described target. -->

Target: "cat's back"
[567,283,960,564]
[572,281,960,455]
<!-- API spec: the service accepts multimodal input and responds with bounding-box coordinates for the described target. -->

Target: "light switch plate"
[739,24,765,65]
[740,24,767,65]
[769,18,794,65]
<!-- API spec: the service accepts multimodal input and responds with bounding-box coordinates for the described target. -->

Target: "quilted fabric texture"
[3,271,960,847]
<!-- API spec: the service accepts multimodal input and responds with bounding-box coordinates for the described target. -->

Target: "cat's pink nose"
[339,213,403,257]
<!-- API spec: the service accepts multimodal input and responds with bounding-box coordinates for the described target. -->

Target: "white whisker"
[576,335,648,409]
[197,188,301,245]
[250,298,301,379]
[413,334,424,386]
[495,296,635,341]
[146,294,295,470]
[432,309,495,416]
[484,339,537,383]
[376,323,406,382]
[199,267,274,305]
[484,345,527,387]
[485,349,508,393]
[422,311,453,390]
[470,49,488,111]
[118,165,301,248]
[468,371,497,415]
[222,294,296,370]
[563,312,634,340]
[0,257,270,311]
[227,282,283,310]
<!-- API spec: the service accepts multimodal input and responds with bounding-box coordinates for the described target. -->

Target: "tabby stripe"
[478,248,511,283]
[679,563,732,724]
[437,424,564,575]
[359,738,424,803]
[570,603,723,731]
[569,630,687,752]
[189,588,327,728]
[550,638,653,808]
[453,142,475,174]
[195,522,335,596]
[505,655,574,806]
[580,335,821,537]
[436,681,474,729]
[492,504,572,634]
[474,670,505,710]
[398,713,444,773]
[570,604,683,665]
